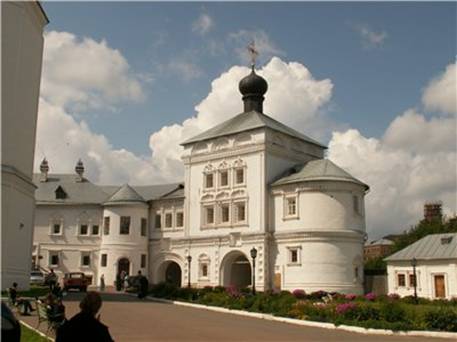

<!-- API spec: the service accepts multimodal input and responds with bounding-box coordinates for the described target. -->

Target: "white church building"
[32,65,369,294]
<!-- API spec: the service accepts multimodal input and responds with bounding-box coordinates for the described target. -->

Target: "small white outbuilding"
[385,233,457,299]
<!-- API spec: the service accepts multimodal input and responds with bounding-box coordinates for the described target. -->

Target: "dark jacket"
[56,312,114,342]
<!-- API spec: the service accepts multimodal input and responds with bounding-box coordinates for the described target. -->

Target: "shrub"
[336,302,357,316]
[213,286,226,293]
[290,301,334,322]
[226,285,241,298]
[292,289,306,299]
[149,282,178,299]
[379,302,407,323]
[364,292,377,301]
[387,293,400,301]
[345,294,357,301]
[309,290,328,300]
[424,308,457,332]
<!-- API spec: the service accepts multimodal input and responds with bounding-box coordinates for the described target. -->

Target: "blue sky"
[41,1,456,156]
[36,2,456,237]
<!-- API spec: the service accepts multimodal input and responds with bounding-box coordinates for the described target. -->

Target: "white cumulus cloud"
[422,62,456,115]
[148,57,335,180]
[41,31,144,112]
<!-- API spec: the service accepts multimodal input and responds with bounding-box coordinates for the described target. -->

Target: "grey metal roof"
[33,174,111,205]
[385,233,457,262]
[104,184,146,204]
[33,174,184,205]
[271,159,369,189]
[181,110,326,148]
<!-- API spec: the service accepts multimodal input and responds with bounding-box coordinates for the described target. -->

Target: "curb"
[143,295,457,340]
[20,320,55,341]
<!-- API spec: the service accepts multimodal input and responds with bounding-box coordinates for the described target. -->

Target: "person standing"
[47,269,58,291]
[100,274,105,292]
[137,271,149,299]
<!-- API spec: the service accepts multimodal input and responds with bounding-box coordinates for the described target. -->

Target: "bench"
[36,301,65,335]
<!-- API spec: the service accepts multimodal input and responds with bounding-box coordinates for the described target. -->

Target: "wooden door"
[434,275,445,298]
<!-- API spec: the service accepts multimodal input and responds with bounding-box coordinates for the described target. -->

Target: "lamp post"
[411,257,418,304]
[250,247,257,295]
[187,255,192,288]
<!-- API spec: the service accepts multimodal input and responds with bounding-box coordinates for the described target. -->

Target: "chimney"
[75,159,85,182]
[424,201,442,222]
[39,158,49,182]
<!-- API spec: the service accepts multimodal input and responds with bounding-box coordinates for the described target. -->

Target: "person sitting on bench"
[8,283,34,315]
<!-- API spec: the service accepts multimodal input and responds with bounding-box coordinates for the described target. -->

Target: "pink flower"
[365,292,377,301]
[345,293,357,301]
[336,302,357,315]
[292,289,306,299]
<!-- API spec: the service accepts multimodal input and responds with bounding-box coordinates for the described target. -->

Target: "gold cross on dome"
[247,41,258,68]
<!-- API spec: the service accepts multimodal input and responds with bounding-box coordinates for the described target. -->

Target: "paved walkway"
[20,292,445,342]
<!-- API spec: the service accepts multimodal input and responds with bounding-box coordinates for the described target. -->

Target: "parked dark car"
[1,302,20,342]
[63,272,89,292]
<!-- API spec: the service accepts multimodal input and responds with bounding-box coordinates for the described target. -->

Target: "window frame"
[176,212,184,228]
[220,203,230,224]
[101,254,107,267]
[119,216,131,235]
[397,273,406,287]
[103,217,110,235]
[155,213,162,229]
[233,201,247,224]
[49,251,60,267]
[81,252,91,267]
[204,173,214,189]
[141,254,147,268]
[287,246,301,266]
[141,218,147,236]
[79,224,89,236]
[219,170,229,188]
[164,212,173,228]
[204,205,215,226]
[284,194,299,220]
[233,168,245,186]
[91,224,100,236]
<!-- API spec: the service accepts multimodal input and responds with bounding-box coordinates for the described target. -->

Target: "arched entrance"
[165,262,182,287]
[220,251,252,288]
[118,258,130,276]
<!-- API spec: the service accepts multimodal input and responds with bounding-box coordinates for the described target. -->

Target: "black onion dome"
[239,69,268,96]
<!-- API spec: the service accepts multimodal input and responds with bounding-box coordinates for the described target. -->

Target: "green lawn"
[2,286,49,299]
[20,323,51,342]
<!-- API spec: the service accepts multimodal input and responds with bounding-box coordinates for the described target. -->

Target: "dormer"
[55,186,67,200]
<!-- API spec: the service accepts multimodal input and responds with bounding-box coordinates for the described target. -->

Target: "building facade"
[385,233,457,299]
[32,67,369,294]
[2,1,48,290]
[364,238,394,261]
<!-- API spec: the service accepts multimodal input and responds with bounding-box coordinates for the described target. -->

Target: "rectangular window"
[80,224,88,235]
[290,249,298,263]
[141,218,147,236]
[287,198,297,216]
[205,174,214,188]
[176,212,184,227]
[409,274,416,287]
[91,225,99,235]
[398,274,406,287]
[220,171,228,187]
[81,253,90,267]
[236,203,246,222]
[155,214,162,229]
[103,217,110,235]
[120,216,130,235]
[206,207,214,224]
[165,213,173,228]
[49,253,59,266]
[202,264,208,277]
[101,254,107,267]
[141,254,146,268]
[235,169,244,184]
[221,205,230,223]
[52,224,61,235]
[353,195,360,214]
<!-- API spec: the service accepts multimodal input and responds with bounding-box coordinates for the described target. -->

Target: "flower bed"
[148,283,457,332]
